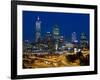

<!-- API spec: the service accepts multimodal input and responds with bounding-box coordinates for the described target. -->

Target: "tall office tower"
[45,32,52,38]
[80,32,88,48]
[72,32,78,48]
[35,16,41,42]
[59,36,64,43]
[52,25,60,50]
[72,32,78,43]
[45,32,52,43]
[59,36,64,48]
[52,25,60,40]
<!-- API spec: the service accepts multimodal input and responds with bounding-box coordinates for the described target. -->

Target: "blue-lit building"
[80,32,88,49]
[35,16,41,42]
[52,25,60,50]
[71,32,78,48]
[52,25,60,40]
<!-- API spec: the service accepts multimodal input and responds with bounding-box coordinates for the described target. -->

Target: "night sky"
[23,11,90,42]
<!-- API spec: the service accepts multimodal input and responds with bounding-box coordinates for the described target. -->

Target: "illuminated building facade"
[52,25,60,40]
[52,25,60,50]
[72,32,78,43]
[35,16,41,42]
[80,32,88,48]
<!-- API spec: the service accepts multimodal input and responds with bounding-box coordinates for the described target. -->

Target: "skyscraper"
[52,25,60,40]
[45,32,52,43]
[72,32,78,48]
[80,32,88,48]
[52,25,60,50]
[72,32,78,43]
[35,16,41,42]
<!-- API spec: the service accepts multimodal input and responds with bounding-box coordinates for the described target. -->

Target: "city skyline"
[23,11,90,42]
[23,11,90,69]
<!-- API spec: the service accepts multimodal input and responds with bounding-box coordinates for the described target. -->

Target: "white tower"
[35,16,41,42]
[72,32,78,43]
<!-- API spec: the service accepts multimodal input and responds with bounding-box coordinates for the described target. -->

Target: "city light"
[23,16,90,69]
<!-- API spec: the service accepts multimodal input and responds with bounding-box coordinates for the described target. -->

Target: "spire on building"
[35,16,41,42]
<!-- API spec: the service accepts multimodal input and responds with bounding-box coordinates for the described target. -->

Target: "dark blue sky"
[23,11,90,42]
